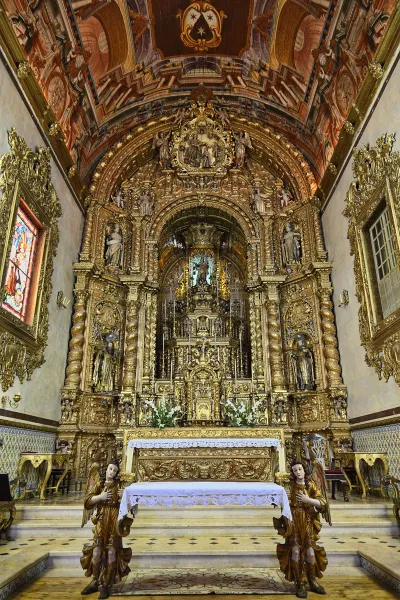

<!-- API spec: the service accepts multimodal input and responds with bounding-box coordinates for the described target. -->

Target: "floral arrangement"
[223,397,263,427]
[144,396,183,429]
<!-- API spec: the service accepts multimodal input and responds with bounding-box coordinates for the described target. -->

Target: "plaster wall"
[0,56,84,423]
[322,60,400,421]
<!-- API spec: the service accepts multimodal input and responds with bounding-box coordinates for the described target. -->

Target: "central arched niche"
[156,205,251,425]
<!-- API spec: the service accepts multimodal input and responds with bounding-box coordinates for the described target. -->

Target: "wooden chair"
[303,434,349,501]
[0,474,16,541]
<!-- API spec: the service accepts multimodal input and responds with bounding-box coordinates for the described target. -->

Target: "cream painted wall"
[0,56,84,422]
[322,59,400,420]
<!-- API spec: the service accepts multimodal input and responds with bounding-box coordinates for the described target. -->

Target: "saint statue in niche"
[250,187,265,213]
[105,224,123,268]
[138,189,154,216]
[152,131,171,169]
[110,188,125,209]
[280,185,294,208]
[193,255,210,285]
[234,131,252,168]
[93,333,119,393]
[282,222,302,266]
[290,334,315,391]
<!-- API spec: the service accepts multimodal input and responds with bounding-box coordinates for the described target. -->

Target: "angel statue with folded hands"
[80,461,133,599]
[273,459,331,598]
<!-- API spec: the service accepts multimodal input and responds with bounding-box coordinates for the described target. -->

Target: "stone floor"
[0,493,399,598]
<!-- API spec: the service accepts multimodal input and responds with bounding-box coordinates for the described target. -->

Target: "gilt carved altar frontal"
[124,430,284,482]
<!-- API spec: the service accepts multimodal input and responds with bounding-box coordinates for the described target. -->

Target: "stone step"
[0,551,48,598]
[45,547,362,571]
[10,518,398,538]
[41,564,368,579]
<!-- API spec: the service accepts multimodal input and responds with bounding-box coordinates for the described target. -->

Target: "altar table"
[119,481,292,521]
[125,437,285,483]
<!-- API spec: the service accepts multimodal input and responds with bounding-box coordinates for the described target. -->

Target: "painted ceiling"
[4,0,395,183]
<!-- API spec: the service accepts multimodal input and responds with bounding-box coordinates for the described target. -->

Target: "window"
[2,203,42,323]
[369,207,400,318]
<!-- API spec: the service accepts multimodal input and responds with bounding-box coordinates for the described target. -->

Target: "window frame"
[0,130,61,391]
[344,133,400,385]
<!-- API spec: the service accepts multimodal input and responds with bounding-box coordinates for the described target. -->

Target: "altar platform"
[2,494,399,598]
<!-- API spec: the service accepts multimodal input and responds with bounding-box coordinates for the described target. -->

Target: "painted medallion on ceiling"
[148,0,253,57]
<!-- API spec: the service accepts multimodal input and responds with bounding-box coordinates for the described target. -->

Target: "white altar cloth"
[127,437,281,449]
[119,481,292,521]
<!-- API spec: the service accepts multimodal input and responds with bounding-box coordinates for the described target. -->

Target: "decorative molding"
[0,130,61,391]
[349,406,400,425]
[0,408,59,428]
[351,415,400,430]
[343,133,400,386]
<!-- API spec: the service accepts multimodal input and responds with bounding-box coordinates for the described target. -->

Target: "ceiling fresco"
[3,0,395,183]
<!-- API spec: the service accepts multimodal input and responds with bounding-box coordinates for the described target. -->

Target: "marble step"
[15,501,394,521]
[10,517,398,538]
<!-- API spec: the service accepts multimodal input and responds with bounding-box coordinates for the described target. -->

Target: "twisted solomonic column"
[64,290,87,390]
[122,296,140,392]
[79,202,95,262]
[267,299,285,388]
[318,288,343,387]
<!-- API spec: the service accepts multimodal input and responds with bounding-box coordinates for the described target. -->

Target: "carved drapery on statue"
[58,98,349,481]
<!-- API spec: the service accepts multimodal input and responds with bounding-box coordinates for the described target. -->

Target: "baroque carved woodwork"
[59,100,350,479]
[344,133,400,385]
[0,130,61,391]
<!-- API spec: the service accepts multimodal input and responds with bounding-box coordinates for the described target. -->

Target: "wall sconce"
[1,394,22,409]
[338,290,349,308]
[57,291,70,309]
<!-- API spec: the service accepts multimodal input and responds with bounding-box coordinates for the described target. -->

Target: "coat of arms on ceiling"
[177,1,226,52]
[148,0,253,58]
[170,99,234,181]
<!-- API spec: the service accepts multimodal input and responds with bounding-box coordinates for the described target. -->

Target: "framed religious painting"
[344,133,400,385]
[0,129,61,391]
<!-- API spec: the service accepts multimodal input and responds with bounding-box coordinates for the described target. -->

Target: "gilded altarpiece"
[59,101,349,482]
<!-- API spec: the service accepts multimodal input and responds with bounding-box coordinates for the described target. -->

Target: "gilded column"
[79,200,96,262]
[132,217,143,272]
[64,289,87,390]
[267,298,285,388]
[312,200,328,261]
[122,290,141,392]
[318,288,343,387]
[143,292,152,379]
[249,290,264,378]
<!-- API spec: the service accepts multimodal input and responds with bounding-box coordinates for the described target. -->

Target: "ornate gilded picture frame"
[0,130,61,391]
[344,133,400,385]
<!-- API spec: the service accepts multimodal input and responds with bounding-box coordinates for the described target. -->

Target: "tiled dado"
[352,423,400,479]
[0,425,55,488]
